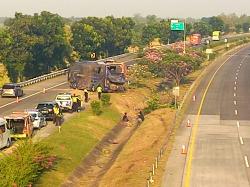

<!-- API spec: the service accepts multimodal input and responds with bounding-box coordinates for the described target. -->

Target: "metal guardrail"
[18,69,68,87]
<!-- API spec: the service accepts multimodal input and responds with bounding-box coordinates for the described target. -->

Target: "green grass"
[35,106,121,187]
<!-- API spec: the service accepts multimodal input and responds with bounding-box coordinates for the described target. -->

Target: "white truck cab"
[55,93,73,111]
[0,118,11,149]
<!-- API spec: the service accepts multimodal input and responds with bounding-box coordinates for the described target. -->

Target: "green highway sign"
[171,22,185,31]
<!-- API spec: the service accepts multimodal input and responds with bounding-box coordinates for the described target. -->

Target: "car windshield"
[6,119,25,134]
[37,103,53,109]
[56,96,71,100]
[3,85,15,89]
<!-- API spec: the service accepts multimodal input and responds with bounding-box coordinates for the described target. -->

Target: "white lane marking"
[234,100,237,105]
[235,77,238,80]
[240,137,244,145]
[237,121,240,128]
[234,86,237,91]
[235,110,238,115]
[234,93,236,97]
[0,81,67,109]
[236,73,238,76]
[240,63,242,66]
[235,81,237,85]
[245,156,250,168]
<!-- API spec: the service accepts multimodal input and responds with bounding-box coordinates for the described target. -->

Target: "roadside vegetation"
[1,12,250,82]
[1,11,250,187]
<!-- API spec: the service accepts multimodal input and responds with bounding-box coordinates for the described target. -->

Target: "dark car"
[36,101,57,120]
[1,83,24,97]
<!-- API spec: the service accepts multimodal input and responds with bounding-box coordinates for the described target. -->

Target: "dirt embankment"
[99,108,175,187]
[61,88,151,187]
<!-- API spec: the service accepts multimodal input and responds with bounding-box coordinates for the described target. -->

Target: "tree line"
[0,12,250,82]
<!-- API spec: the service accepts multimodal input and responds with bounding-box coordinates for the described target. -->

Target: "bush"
[143,95,160,114]
[101,94,111,106]
[0,140,55,187]
[90,100,102,115]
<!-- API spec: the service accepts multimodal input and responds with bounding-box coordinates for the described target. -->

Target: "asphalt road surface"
[162,44,250,187]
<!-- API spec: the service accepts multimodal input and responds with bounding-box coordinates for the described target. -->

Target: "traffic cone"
[186,119,191,127]
[181,145,187,154]
[16,96,19,103]
[43,88,46,93]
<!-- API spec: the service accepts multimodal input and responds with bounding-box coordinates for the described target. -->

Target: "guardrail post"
[155,157,158,169]
[152,164,155,176]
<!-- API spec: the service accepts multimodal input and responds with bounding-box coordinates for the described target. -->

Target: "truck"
[68,61,126,92]
[55,93,82,112]
[190,34,202,45]
[5,112,34,138]
[212,31,221,41]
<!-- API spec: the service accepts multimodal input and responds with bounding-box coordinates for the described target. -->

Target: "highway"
[0,75,69,117]
[162,44,250,187]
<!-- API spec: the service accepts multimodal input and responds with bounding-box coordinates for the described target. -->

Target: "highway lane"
[185,46,250,186]
[162,44,250,187]
[0,75,68,116]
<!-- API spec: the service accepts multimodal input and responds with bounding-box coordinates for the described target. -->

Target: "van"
[0,118,11,149]
[5,112,34,138]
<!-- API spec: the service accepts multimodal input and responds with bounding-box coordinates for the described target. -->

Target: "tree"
[192,21,212,36]
[208,16,225,31]
[3,11,71,81]
[71,22,103,60]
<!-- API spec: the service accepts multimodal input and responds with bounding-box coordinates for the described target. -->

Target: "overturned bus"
[68,61,126,92]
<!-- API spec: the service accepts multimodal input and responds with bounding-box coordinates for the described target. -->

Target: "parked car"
[5,112,34,138]
[1,83,23,97]
[25,109,47,129]
[0,118,11,149]
[36,101,57,121]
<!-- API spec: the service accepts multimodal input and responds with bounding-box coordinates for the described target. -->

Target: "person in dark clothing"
[138,110,144,122]
[83,89,89,103]
[122,112,129,122]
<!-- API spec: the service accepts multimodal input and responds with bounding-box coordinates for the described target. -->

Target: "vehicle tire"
[6,139,11,148]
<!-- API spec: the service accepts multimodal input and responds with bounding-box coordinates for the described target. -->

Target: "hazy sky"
[0,0,249,18]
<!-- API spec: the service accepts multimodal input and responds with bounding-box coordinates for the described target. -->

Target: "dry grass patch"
[99,108,175,187]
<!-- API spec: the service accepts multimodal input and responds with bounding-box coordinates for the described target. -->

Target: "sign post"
[173,86,180,109]
[171,20,186,53]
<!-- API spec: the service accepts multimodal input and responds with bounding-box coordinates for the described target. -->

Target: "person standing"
[53,103,62,126]
[97,85,102,100]
[83,88,89,103]
[72,94,78,112]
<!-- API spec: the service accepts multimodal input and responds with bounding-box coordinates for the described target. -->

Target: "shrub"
[101,94,111,106]
[90,100,102,115]
[0,140,55,187]
[143,95,160,114]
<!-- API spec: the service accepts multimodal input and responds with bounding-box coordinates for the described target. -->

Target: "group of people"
[52,85,103,127]
[122,110,145,124]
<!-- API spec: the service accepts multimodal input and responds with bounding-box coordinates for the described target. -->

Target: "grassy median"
[36,106,121,187]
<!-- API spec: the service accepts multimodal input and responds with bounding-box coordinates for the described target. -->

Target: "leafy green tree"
[71,22,103,60]
[2,12,71,81]
[192,21,212,36]
[208,16,225,31]
[25,11,71,78]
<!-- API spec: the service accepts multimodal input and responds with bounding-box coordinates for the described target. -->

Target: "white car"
[0,118,11,149]
[26,109,47,129]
